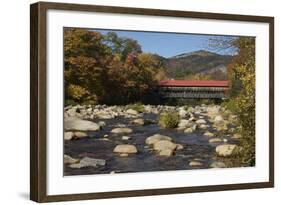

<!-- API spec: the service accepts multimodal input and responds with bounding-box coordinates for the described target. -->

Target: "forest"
[64,28,235,106]
[64,28,167,105]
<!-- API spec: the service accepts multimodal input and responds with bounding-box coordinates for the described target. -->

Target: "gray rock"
[228,114,238,122]
[113,144,138,154]
[232,133,242,139]
[97,113,114,119]
[111,127,133,134]
[145,134,172,145]
[122,136,131,140]
[204,131,214,137]
[116,123,126,128]
[215,124,228,131]
[176,144,184,150]
[73,131,88,139]
[178,119,190,128]
[195,119,207,124]
[64,154,79,164]
[131,118,145,125]
[64,132,74,140]
[100,138,110,141]
[189,161,203,167]
[126,109,139,115]
[158,149,173,157]
[207,106,221,116]
[69,157,106,168]
[65,118,100,131]
[184,127,194,133]
[144,105,152,113]
[199,124,208,129]
[66,108,78,117]
[153,140,177,151]
[210,161,226,168]
[98,121,106,127]
[186,107,195,113]
[179,109,188,118]
[86,107,92,112]
[216,144,238,157]
[208,138,223,143]
[192,124,197,131]
[214,115,224,123]
[119,153,129,157]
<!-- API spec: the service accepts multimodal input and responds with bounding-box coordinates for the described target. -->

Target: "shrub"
[67,84,89,102]
[222,98,239,113]
[65,99,76,106]
[126,103,145,113]
[158,111,180,128]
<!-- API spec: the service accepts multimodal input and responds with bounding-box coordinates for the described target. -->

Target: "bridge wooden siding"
[157,80,229,99]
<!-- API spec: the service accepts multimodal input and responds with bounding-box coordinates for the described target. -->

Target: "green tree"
[104,32,142,60]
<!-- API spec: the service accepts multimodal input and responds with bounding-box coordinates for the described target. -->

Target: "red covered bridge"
[157,80,229,99]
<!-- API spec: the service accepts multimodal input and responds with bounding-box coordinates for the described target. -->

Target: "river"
[64,111,237,176]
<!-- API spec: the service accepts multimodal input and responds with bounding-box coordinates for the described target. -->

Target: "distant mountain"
[163,50,233,80]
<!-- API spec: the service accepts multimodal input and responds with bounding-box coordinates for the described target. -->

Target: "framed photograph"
[30,1,274,202]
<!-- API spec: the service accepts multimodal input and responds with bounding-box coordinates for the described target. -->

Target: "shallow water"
[64,113,234,175]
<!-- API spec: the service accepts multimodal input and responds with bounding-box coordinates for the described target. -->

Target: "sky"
[91,29,238,58]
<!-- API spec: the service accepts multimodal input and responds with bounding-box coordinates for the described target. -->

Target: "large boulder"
[65,118,100,131]
[113,144,138,154]
[111,127,133,134]
[215,144,238,157]
[145,134,172,145]
[153,140,177,151]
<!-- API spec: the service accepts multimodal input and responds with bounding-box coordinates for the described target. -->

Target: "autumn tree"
[64,28,165,105]
[64,28,111,104]
[210,36,256,166]
[229,37,256,166]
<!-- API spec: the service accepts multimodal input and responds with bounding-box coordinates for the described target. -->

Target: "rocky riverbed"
[63,104,242,176]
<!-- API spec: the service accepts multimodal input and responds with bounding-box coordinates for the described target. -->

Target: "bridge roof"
[158,80,229,87]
